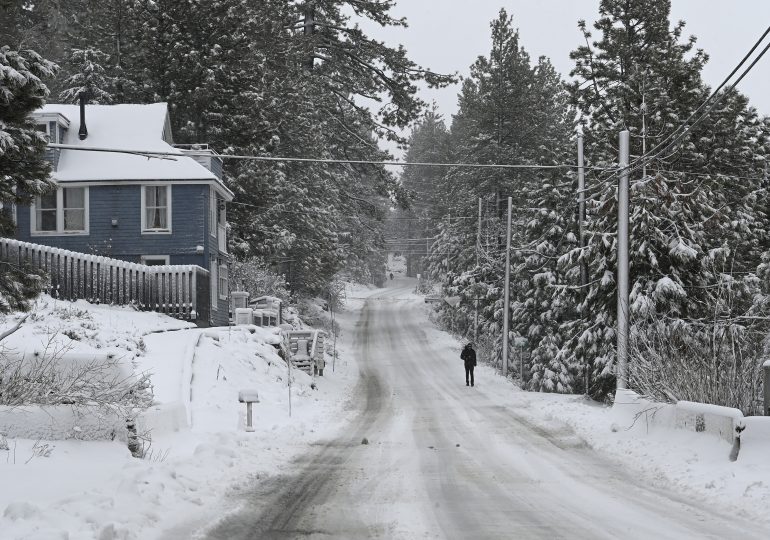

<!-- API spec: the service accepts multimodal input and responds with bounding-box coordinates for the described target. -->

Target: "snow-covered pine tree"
[59,47,114,103]
[423,10,576,388]
[226,1,453,294]
[397,108,452,276]
[565,0,770,400]
[294,0,454,145]
[0,46,57,312]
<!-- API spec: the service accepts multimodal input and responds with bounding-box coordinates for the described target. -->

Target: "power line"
[46,143,615,171]
[630,25,770,173]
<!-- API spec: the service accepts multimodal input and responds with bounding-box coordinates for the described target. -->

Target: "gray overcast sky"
[359,0,769,150]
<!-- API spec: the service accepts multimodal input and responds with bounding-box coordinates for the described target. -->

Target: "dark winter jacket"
[461,345,476,367]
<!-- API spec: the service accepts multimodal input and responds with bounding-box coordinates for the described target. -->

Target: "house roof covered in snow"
[35,103,232,199]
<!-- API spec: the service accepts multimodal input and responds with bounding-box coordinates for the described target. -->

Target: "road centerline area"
[201,280,767,540]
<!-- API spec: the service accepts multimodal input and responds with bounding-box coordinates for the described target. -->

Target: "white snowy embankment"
[0,293,362,540]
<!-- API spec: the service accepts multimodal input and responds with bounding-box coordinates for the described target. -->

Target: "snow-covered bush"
[229,257,290,301]
[629,319,765,415]
[0,334,153,419]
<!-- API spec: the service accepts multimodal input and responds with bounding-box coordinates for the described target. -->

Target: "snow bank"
[675,400,744,443]
[0,405,125,441]
[0,294,360,540]
[495,387,770,525]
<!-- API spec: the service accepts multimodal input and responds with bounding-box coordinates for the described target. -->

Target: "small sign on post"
[444,296,461,308]
[238,389,260,432]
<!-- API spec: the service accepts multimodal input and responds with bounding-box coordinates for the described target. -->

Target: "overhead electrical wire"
[627,25,770,175]
[46,143,614,172]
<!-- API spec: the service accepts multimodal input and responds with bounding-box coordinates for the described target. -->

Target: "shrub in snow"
[229,258,290,302]
[0,332,154,419]
[629,265,768,415]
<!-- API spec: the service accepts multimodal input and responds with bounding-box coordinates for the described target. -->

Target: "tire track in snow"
[199,280,769,539]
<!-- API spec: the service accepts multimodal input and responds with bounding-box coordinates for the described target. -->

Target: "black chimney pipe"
[78,92,88,140]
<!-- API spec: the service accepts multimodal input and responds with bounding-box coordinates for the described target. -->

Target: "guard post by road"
[764,363,770,415]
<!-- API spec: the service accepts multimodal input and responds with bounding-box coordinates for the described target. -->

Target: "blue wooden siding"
[16,184,206,264]
[211,157,223,180]
[15,182,230,326]
[204,187,230,323]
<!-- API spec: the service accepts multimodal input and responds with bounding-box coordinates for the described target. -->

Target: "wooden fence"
[0,238,210,324]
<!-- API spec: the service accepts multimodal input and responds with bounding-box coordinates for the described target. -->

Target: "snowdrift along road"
[201,278,768,540]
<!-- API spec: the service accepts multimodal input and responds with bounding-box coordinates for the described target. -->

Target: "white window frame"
[30,186,89,236]
[209,187,217,237]
[218,263,228,300]
[219,199,226,226]
[35,122,51,142]
[140,255,170,266]
[210,260,218,311]
[141,184,172,234]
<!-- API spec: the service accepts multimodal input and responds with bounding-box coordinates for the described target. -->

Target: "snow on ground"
[0,293,363,540]
[417,299,770,529]
[4,285,770,538]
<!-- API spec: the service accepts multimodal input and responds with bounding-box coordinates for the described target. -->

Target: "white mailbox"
[238,389,260,432]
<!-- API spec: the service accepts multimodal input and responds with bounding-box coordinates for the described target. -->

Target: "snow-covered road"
[201,280,767,539]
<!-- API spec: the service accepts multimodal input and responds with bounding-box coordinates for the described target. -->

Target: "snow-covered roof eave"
[213,177,234,202]
[37,103,220,185]
[52,175,234,201]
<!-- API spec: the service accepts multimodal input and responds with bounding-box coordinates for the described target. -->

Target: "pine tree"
[0,45,57,312]
[422,10,575,388]
[59,47,114,103]
[398,108,452,276]
[565,0,770,399]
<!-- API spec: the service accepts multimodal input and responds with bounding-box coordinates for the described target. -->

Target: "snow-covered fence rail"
[613,390,747,461]
[675,400,744,444]
[0,238,209,323]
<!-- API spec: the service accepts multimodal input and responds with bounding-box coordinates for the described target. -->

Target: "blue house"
[13,102,234,325]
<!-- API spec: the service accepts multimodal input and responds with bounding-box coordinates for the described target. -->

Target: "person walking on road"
[461,342,477,387]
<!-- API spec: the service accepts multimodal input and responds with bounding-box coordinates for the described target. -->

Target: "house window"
[35,123,50,142]
[63,187,86,231]
[141,255,170,266]
[218,199,226,226]
[141,185,171,233]
[36,191,57,231]
[210,260,218,311]
[218,263,228,300]
[209,188,217,237]
[32,187,88,235]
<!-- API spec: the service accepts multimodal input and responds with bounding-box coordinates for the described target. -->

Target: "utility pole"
[578,134,589,393]
[477,198,482,267]
[475,197,482,344]
[502,196,512,378]
[641,94,647,180]
[617,130,630,391]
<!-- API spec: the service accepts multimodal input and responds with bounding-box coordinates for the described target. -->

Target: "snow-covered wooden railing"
[0,238,209,323]
[284,329,326,376]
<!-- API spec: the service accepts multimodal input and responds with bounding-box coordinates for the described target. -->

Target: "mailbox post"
[238,389,260,432]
